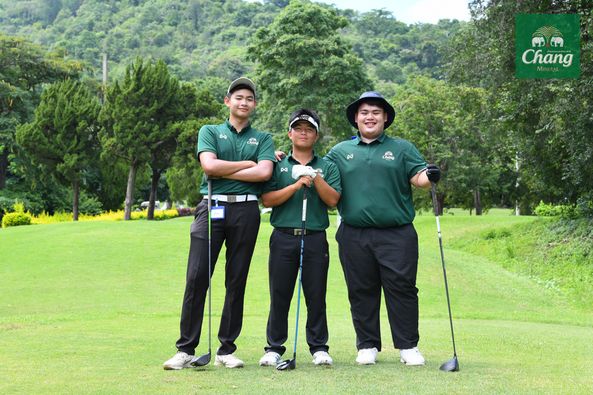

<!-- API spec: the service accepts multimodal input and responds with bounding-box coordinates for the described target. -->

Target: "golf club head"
[190,352,211,367]
[276,359,296,371]
[439,356,459,372]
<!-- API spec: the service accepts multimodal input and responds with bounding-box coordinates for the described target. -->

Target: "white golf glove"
[292,165,317,179]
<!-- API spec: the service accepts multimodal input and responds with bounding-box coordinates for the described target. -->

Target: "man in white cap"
[164,77,275,370]
[258,108,341,367]
[325,91,440,366]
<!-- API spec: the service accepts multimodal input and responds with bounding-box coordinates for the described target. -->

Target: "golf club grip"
[302,188,308,222]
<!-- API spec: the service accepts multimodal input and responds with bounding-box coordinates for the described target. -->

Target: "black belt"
[275,228,324,236]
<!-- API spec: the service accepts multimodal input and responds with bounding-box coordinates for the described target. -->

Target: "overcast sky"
[318,0,471,24]
[247,0,471,24]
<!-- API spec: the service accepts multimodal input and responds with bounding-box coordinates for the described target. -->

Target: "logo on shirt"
[346,153,354,160]
[382,151,395,161]
[280,167,289,173]
[218,133,228,140]
[247,137,259,146]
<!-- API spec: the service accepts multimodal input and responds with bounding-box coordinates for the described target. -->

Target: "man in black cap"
[325,91,440,366]
[164,77,276,370]
[258,108,341,367]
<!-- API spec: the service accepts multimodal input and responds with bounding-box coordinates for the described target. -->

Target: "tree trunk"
[0,149,8,189]
[72,180,80,221]
[474,189,483,216]
[147,168,161,220]
[124,162,138,220]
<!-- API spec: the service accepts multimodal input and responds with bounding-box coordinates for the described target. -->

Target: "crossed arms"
[199,151,274,183]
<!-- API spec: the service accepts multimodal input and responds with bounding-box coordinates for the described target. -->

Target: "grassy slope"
[1,213,592,394]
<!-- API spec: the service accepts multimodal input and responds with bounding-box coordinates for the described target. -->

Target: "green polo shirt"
[325,133,426,228]
[263,153,341,231]
[197,120,276,196]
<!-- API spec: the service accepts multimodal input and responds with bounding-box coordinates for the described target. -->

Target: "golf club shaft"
[431,183,458,357]
[292,188,308,362]
[207,178,212,356]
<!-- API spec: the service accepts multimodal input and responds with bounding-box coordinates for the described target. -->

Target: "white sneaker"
[312,351,333,366]
[214,353,244,368]
[400,347,425,366]
[259,351,281,366]
[356,347,378,365]
[163,351,194,370]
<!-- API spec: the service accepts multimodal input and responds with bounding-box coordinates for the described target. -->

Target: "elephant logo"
[532,36,545,47]
[531,25,563,47]
[550,36,564,47]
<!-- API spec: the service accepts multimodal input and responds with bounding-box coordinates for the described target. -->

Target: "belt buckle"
[294,229,304,236]
[227,195,237,203]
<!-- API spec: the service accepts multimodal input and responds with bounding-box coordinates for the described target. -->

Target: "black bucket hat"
[346,91,395,129]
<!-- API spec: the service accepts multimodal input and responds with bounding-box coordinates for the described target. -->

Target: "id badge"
[211,205,225,220]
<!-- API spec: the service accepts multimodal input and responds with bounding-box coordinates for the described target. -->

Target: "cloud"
[399,0,470,24]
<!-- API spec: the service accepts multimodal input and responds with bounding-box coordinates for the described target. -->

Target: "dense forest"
[1,0,592,221]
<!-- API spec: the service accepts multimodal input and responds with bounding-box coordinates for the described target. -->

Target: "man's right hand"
[293,176,313,189]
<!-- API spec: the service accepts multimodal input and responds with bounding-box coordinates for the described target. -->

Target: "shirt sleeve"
[256,133,277,162]
[324,161,342,194]
[197,125,217,161]
[404,142,427,179]
[324,147,337,163]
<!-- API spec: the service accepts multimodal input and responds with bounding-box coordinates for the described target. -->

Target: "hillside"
[0,0,462,83]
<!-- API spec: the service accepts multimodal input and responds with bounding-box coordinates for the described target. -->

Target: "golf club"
[431,182,460,372]
[191,178,213,367]
[277,187,308,371]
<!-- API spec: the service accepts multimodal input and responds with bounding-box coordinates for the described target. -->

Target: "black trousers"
[264,229,330,355]
[176,200,260,356]
[336,222,419,351]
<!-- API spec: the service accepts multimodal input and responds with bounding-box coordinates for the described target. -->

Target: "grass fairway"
[2,212,593,394]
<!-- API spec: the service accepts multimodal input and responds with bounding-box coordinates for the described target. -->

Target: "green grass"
[1,214,593,394]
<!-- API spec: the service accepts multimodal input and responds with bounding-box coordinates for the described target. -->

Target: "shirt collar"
[287,150,318,166]
[225,119,252,134]
[355,132,386,145]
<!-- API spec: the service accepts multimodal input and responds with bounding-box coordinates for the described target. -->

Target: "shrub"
[534,201,576,218]
[79,195,103,216]
[2,212,32,228]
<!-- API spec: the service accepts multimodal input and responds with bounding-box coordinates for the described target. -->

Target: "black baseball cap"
[346,91,395,129]
[288,109,320,132]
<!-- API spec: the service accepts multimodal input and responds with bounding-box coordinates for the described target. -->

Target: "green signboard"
[515,14,580,79]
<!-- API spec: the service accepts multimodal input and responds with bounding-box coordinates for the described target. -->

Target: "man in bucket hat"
[325,91,440,366]
[258,108,341,367]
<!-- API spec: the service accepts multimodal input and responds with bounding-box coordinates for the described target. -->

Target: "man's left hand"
[426,164,441,183]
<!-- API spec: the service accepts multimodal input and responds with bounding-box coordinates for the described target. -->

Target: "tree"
[16,79,100,220]
[393,76,506,214]
[166,84,224,206]
[249,0,372,152]
[99,58,187,220]
[0,34,81,190]
[446,0,593,214]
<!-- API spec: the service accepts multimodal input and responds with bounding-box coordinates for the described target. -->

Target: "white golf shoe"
[163,351,194,370]
[400,347,425,366]
[356,347,378,365]
[312,351,333,366]
[259,351,281,366]
[214,353,244,368]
